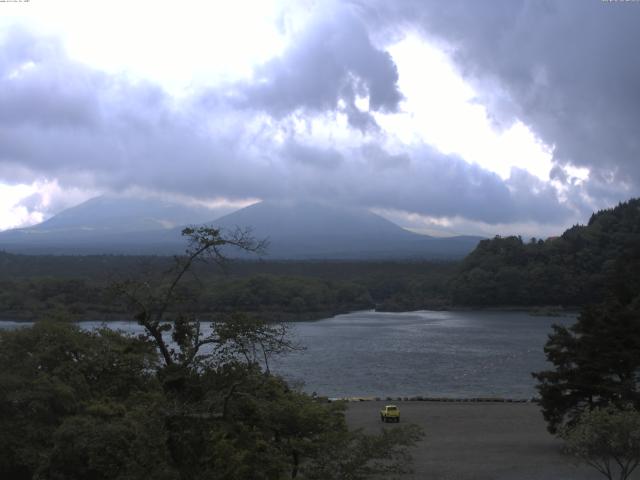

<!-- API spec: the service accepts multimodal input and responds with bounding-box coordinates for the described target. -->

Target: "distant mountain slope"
[0,197,483,258]
[450,198,640,306]
[0,195,231,254]
[212,200,483,259]
[32,195,224,232]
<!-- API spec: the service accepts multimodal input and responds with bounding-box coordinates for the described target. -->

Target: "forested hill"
[450,199,640,307]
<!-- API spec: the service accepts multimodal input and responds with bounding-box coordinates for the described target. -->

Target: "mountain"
[0,197,483,258]
[0,195,231,254]
[211,200,483,259]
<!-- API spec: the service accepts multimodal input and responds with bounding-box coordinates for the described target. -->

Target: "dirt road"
[346,401,629,480]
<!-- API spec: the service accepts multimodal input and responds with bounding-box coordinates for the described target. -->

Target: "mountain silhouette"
[211,200,482,259]
[0,197,483,258]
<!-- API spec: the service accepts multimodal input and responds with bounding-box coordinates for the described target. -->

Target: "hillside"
[450,198,640,306]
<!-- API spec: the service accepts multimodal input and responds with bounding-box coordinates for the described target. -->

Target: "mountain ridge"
[0,196,483,258]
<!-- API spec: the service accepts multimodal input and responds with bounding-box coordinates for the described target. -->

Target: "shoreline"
[329,396,538,403]
[376,304,580,316]
[0,304,579,323]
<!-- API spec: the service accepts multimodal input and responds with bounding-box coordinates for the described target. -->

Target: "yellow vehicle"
[380,405,400,423]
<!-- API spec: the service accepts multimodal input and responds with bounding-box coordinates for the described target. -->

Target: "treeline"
[450,198,640,306]
[196,275,374,321]
[0,278,116,321]
[0,256,457,321]
[0,275,373,322]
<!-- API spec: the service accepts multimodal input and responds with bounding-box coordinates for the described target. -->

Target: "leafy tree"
[532,301,640,433]
[560,405,640,480]
[113,226,276,370]
[533,228,640,433]
[0,322,174,480]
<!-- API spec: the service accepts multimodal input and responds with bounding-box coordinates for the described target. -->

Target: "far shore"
[376,304,580,316]
[0,304,580,324]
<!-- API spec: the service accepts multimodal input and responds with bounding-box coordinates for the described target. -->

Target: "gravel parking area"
[345,401,629,480]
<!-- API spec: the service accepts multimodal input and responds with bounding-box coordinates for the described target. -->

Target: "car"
[380,404,400,423]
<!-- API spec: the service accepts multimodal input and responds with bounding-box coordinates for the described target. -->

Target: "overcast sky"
[1,0,638,237]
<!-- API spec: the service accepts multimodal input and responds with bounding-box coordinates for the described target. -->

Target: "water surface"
[0,310,574,398]
[270,310,574,398]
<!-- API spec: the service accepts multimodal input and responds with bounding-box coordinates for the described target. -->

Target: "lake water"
[0,310,574,399]
[270,310,575,399]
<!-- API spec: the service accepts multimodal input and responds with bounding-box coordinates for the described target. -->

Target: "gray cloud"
[361,143,410,170]
[282,140,344,169]
[0,28,100,129]
[351,147,572,224]
[226,4,402,131]
[0,26,578,229]
[356,0,640,208]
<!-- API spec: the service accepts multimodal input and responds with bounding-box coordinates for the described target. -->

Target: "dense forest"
[450,199,640,307]
[0,253,455,321]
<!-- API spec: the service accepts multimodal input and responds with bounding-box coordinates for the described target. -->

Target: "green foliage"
[0,226,458,321]
[533,222,640,433]
[451,198,640,306]
[0,323,423,480]
[0,258,458,321]
[560,405,640,480]
[533,302,640,433]
[0,322,172,480]
[203,275,374,318]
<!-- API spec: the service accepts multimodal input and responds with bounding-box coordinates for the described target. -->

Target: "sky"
[0,0,638,237]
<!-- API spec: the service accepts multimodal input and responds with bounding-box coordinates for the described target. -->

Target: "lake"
[0,310,574,399]
[270,310,574,398]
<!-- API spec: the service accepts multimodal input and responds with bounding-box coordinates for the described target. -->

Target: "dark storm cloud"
[355,0,640,204]
[227,4,402,131]
[0,27,574,226]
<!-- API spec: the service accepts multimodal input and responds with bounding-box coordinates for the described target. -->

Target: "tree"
[532,300,640,433]
[113,226,281,371]
[532,225,640,434]
[0,322,175,480]
[560,405,640,480]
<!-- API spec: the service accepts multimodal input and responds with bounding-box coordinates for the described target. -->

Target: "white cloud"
[0,180,96,231]
[0,183,43,230]
[1,0,290,95]
[378,33,555,181]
